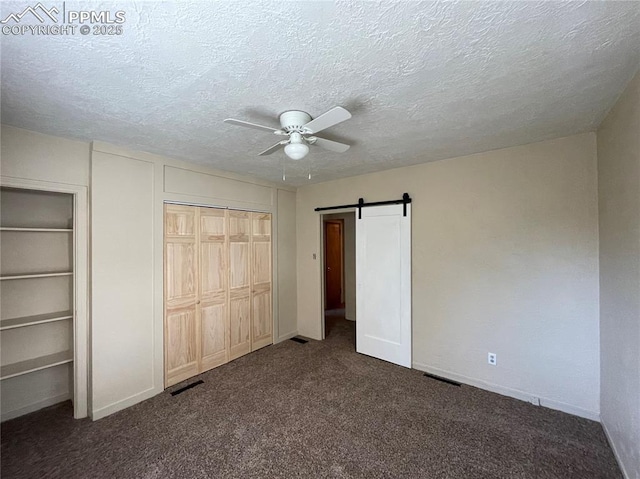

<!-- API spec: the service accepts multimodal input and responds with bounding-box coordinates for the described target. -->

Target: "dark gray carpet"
[1,319,621,478]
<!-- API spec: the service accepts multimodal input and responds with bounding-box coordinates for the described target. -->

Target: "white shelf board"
[1,350,73,380]
[0,311,73,330]
[0,227,72,232]
[0,272,73,281]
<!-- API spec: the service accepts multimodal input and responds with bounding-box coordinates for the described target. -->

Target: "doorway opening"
[322,212,356,339]
[317,194,412,368]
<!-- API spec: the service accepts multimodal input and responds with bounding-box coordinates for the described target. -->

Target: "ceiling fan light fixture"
[284,142,309,160]
[224,106,352,162]
[284,132,310,160]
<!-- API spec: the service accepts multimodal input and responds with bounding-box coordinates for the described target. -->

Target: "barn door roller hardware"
[314,193,412,219]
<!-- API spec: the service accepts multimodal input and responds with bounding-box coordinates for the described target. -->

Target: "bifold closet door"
[228,211,251,360]
[165,206,273,387]
[199,207,229,372]
[164,205,199,387]
[251,213,272,351]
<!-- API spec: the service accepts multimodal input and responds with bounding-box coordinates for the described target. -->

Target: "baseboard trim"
[91,386,161,421]
[1,393,71,422]
[412,362,600,421]
[276,330,298,343]
[601,419,631,479]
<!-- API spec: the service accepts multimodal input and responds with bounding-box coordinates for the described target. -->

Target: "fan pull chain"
[282,160,286,182]
[307,156,312,180]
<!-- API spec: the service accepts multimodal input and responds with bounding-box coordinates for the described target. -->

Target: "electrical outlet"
[488,352,497,366]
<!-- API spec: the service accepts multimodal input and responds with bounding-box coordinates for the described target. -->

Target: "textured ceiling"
[1,1,639,186]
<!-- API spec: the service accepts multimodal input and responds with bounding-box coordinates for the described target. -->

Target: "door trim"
[319,209,356,339]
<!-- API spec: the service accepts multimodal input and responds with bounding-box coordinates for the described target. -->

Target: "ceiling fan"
[224,106,352,160]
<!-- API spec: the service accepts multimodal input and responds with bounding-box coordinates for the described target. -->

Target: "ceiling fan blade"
[258,140,288,156]
[224,118,278,133]
[302,106,352,134]
[312,136,350,153]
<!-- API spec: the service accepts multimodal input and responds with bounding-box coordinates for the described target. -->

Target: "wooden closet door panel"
[252,286,272,350]
[252,213,271,238]
[230,242,249,288]
[165,205,198,308]
[200,303,227,370]
[166,307,198,385]
[252,242,271,285]
[199,207,228,372]
[229,294,250,358]
[165,207,195,236]
[165,205,199,387]
[166,241,197,307]
[200,210,226,238]
[229,212,250,240]
[251,213,272,351]
[201,242,226,297]
[229,210,251,360]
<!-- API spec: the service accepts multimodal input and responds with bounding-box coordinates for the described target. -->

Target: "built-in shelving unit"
[1,187,75,420]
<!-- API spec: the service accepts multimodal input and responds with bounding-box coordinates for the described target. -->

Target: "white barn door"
[356,204,411,367]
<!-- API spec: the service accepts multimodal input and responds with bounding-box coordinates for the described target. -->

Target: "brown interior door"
[324,220,344,310]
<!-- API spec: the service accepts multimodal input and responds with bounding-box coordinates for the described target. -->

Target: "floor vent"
[171,380,204,396]
[423,373,461,387]
[290,337,309,344]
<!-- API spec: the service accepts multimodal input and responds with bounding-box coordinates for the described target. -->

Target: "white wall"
[597,70,640,479]
[91,150,157,417]
[277,189,298,340]
[297,133,601,419]
[0,125,89,186]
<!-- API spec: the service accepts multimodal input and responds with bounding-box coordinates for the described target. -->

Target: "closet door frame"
[0,176,89,419]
